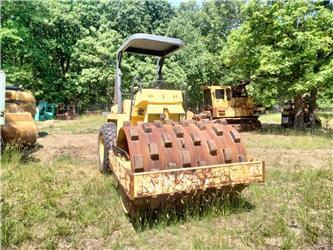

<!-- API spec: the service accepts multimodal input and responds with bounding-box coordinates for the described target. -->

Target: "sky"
[168,0,203,7]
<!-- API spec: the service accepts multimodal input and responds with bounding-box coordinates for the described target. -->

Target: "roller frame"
[109,150,264,203]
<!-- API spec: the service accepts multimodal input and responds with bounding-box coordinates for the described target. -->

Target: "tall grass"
[2,147,332,249]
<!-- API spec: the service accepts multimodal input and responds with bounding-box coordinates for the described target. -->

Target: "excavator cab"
[199,84,261,131]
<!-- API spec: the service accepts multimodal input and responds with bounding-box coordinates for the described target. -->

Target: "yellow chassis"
[109,152,265,200]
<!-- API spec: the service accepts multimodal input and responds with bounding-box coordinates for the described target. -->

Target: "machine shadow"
[38,131,49,138]
[18,131,49,162]
[21,143,44,162]
[131,194,255,232]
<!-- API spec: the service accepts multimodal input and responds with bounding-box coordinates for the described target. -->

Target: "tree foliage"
[1,0,332,110]
[222,0,333,106]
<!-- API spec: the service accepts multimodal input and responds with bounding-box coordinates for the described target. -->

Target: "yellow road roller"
[97,34,264,218]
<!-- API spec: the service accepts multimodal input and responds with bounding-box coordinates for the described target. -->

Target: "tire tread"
[98,122,117,173]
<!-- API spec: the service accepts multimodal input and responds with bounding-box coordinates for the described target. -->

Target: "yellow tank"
[5,87,36,116]
[1,86,38,146]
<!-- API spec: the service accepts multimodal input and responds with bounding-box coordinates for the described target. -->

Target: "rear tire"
[98,122,116,173]
[119,186,141,221]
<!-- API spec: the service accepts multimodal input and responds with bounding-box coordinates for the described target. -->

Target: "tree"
[103,0,174,36]
[222,0,333,127]
[1,1,51,92]
[2,0,332,116]
[69,28,122,108]
[165,1,223,110]
[1,0,104,105]
[198,0,242,53]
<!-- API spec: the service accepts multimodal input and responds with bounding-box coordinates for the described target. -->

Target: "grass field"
[35,115,106,134]
[1,113,333,249]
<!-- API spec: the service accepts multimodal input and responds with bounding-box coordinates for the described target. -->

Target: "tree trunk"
[293,95,304,130]
[65,56,70,73]
[293,90,321,130]
[308,89,321,128]
[60,56,66,76]
[308,89,317,127]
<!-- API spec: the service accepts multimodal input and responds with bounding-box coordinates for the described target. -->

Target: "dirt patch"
[33,133,98,162]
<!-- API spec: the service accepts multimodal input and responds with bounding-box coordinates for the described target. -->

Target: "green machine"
[34,101,56,121]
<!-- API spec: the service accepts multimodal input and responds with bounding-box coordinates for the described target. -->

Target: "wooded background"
[1,0,332,110]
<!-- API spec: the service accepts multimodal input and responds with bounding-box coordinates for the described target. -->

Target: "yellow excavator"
[193,83,262,131]
[0,71,38,147]
[97,34,264,219]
